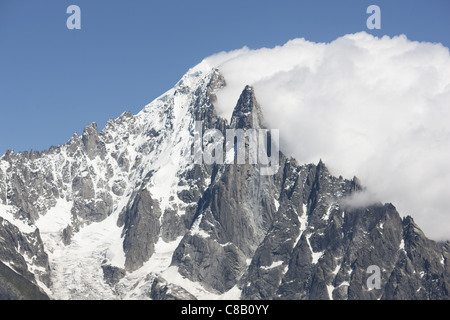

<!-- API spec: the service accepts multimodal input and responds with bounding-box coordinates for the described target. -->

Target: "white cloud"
[339,190,380,211]
[201,32,450,241]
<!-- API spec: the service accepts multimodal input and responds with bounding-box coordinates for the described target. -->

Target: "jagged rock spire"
[230,86,266,130]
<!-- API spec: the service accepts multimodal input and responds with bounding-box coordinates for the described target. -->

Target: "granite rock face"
[101,264,126,286]
[150,276,197,300]
[0,261,49,300]
[0,66,448,300]
[0,217,51,288]
[120,188,162,271]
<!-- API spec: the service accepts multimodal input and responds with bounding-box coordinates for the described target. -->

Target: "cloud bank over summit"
[200,32,450,241]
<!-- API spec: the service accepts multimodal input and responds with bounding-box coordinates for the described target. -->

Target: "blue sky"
[0,0,449,155]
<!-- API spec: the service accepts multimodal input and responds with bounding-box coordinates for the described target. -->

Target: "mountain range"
[0,63,449,300]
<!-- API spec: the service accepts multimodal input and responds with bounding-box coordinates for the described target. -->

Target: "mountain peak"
[230,85,265,130]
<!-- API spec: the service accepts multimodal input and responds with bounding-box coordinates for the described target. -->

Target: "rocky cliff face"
[0,64,448,300]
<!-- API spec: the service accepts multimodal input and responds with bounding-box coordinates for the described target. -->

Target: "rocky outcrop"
[101,264,126,286]
[0,261,49,300]
[383,217,450,299]
[120,189,162,271]
[0,217,51,288]
[150,276,196,300]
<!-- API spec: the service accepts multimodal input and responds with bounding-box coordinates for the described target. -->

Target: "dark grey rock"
[62,225,73,246]
[0,261,49,300]
[382,217,450,299]
[82,122,106,160]
[172,234,247,293]
[121,189,162,271]
[101,264,126,286]
[0,217,51,288]
[160,208,187,242]
[150,276,196,300]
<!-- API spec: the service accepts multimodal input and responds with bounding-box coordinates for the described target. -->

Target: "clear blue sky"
[0,0,449,155]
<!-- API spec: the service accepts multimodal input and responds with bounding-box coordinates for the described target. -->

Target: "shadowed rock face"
[150,276,196,300]
[0,261,49,300]
[0,217,51,288]
[0,68,448,300]
[120,188,162,271]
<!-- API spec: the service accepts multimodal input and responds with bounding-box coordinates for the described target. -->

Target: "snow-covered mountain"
[0,61,449,300]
